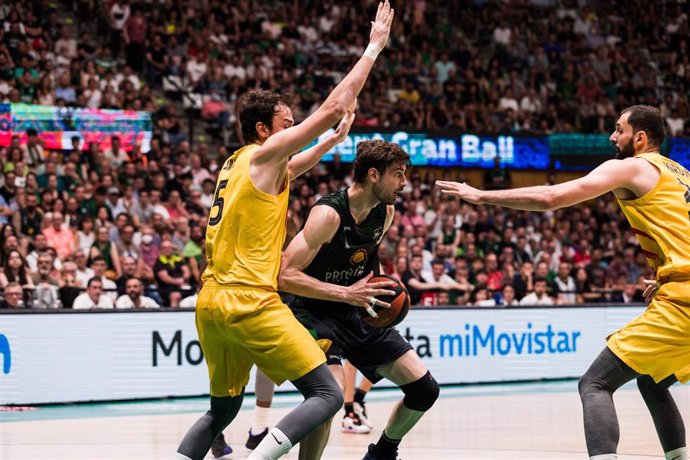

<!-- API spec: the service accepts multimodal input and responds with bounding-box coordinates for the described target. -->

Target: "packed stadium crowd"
[0,0,680,309]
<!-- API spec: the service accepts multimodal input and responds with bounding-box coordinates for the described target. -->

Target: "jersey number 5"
[208,180,229,226]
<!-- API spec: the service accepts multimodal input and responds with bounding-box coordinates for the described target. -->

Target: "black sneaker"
[211,433,233,458]
[245,427,269,450]
[362,443,378,460]
[361,443,400,460]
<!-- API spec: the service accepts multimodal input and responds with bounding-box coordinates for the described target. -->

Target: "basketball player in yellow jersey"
[437,105,689,460]
[175,3,395,460]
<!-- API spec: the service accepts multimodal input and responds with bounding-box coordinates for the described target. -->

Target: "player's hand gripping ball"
[362,274,410,328]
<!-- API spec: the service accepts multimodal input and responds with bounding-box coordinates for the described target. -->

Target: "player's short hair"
[621,105,666,148]
[237,90,294,144]
[352,140,410,184]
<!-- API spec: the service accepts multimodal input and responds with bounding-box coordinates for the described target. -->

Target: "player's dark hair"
[621,105,666,148]
[352,140,410,184]
[237,90,294,144]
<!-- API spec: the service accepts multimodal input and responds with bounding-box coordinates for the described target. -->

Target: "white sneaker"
[354,402,373,429]
[341,413,371,434]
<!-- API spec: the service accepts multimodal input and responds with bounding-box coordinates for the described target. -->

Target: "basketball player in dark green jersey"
[279,140,440,460]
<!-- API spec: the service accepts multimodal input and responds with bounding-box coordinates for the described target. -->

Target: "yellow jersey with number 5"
[202,144,288,289]
[617,152,690,279]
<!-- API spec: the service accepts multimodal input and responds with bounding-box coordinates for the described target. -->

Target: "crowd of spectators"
[2,1,689,141]
[0,0,676,309]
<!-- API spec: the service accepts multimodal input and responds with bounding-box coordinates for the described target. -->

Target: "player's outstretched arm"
[279,205,396,308]
[254,1,394,165]
[288,108,356,180]
[436,159,651,211]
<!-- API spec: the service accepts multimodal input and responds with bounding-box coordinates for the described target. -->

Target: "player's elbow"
[322,100,347,121]
[540,189,560,211]
[277,266,297,291]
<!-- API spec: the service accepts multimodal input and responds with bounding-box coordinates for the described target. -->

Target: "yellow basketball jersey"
[617,153,690,278]
[202,144,288,290]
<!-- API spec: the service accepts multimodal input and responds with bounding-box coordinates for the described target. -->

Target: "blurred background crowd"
[0,0,686,309]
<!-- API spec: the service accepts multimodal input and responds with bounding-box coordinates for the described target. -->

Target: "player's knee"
[309,375,343,416]
[578,372,610,399]
[400,371,439,412]
[326,380,345,414]
[636,375,662,395]
[209,394,244,421]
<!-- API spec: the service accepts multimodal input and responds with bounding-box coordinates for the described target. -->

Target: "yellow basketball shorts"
[607,281,690,383]
[195,285,326,397]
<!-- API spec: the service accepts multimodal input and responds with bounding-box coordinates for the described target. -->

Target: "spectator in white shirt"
[468,285,497,307]
[115,278,159,309]
[498,284,519,306]
[90,256,118,302]
[73,277,115,309]
[74,249,95,287]
[519,278,555,306]
[551,262,577,305]
[103,135,129,167]
[421,259,458,286]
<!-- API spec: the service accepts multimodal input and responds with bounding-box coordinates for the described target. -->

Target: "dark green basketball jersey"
[297,188,387,314]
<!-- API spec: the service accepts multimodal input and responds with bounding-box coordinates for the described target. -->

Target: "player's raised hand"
[436,180,483,204]
[344,272,395,310]
[331,105,356,144]
[368,0,394,51]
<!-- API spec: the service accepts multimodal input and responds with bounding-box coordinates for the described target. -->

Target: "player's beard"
[373,182,396,205]
[614,138,635,159]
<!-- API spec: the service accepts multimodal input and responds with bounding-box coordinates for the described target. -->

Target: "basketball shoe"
[362,443,400,459]
[210,433,232,458]
[354,401,373,428]
[342,412,371,434]
[245,427,268,450]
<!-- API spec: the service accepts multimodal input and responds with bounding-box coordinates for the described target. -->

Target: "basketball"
[362,274,410,328]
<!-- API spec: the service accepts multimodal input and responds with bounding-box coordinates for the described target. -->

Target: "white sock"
[666,447,688,460]
[251,406,270,434]
[174,453,192,460]
[590,455,617,460]
[247,427,292,460]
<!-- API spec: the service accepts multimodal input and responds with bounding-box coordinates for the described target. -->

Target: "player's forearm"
[278,269,348,303]
[288,135,339,180]
[478,186,556,211]
[320,52,377,120]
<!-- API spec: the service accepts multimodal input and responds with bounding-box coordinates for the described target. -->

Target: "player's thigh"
[196,289,253,397]
[609,283,690,382]
[376,349,428,386]
[243,297,326,384]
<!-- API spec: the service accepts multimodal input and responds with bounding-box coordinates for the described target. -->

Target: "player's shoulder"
[314,189,347,208]
[308,203,342,227]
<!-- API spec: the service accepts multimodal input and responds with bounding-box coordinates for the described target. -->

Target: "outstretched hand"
[369,0,394,51]
[642,279,659,303]
[331,106,356,144]
[436,180,483,204]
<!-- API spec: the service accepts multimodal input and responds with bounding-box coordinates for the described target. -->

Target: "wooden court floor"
[1,381,688,459]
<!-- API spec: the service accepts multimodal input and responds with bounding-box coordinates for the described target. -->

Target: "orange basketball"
[362,274,410,328]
